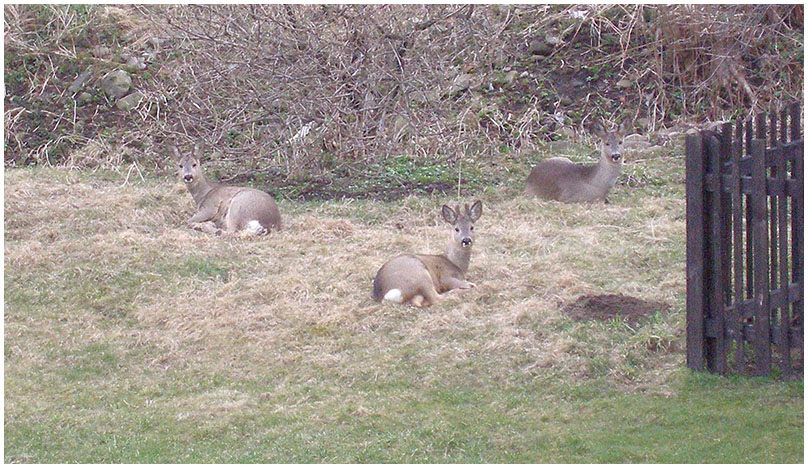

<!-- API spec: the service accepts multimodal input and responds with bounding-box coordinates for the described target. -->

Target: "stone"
[68,69,93,94]
[101,70,132,99]
[116,90,143,111]
[77,92,93,105]
[446,73,473,97]
[616,79,633,89]
[126,56,146,70]
[91,46,111,58]
[545,34,562,46]
[528,39,553,56]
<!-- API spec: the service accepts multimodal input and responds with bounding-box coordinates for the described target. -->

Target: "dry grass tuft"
[6,160,687,396]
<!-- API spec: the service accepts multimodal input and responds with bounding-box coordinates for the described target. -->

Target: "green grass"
[4,142,803,463]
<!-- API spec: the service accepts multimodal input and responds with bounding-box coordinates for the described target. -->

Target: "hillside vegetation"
[4,5,804,463]
[4,5,804,196]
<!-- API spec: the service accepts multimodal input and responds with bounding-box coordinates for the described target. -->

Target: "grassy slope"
[4,145,803,463]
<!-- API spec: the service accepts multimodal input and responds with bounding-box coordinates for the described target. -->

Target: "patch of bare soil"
[564,294,670,327]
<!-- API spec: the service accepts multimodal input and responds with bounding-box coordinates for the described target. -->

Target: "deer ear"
[441,205,457,224]
[469,200,482,221]
[193,141,204,159]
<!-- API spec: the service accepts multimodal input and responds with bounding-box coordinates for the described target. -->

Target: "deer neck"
[588,157,621,189]
[187,175,216,208]
[444,240,471,274]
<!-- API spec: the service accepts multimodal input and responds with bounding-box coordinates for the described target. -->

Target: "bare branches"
[4,4,803,171]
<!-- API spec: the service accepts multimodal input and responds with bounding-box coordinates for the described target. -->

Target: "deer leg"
[188,207,215,224]
[190,221,222,236]
[188,206,223,235]
[442,276,476,291]
[416,284,441,307]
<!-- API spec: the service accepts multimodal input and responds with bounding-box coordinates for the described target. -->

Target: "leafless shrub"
[143,5,523,176]
[551,5,804,122]
[4,4,802,174]
[136,4,807,173]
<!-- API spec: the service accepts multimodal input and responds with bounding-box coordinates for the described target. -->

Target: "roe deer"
[372,201,482,307]
[175,143,281,235]
[525,121,629,203]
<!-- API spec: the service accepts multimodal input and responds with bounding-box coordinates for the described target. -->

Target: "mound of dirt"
[564,294,670,326]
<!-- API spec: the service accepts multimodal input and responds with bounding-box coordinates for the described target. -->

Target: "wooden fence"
[686,103,803,377]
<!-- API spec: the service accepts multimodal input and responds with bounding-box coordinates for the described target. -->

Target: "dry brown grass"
[5,161,686,395]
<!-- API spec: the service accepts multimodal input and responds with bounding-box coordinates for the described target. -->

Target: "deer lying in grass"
[175,143,281,235]
[372,201,482,308]
[525,121,629,203]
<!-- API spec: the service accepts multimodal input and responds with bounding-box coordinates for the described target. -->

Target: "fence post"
[750,138,772,376]
[686,132,706,371]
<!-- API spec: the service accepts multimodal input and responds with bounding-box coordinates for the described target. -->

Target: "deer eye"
[192,163,197,168]
[470,226,474,231]
[455,228,460,232]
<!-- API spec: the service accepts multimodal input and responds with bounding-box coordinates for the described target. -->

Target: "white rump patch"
[383,289,404,303]
[246,220,267,235]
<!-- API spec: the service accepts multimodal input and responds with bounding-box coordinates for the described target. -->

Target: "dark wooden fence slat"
[756,112,766,140]
[732,120,745,371]
[751,138,772,376]
[746,117,753,156]
[792,138,804,374]
[707,132,727,373]
[769,111,779,295]
[720,123,733,306]
[747,116,761,300]
[686,132,706,371]
[776,139,791,374]
[790,103,803,344]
